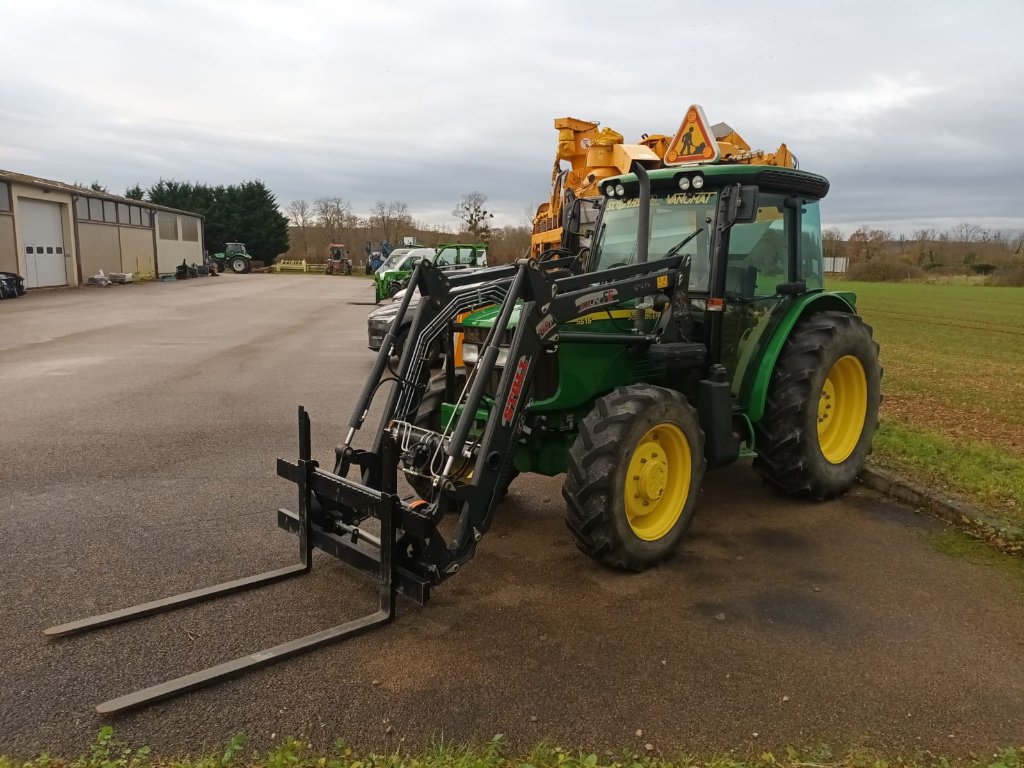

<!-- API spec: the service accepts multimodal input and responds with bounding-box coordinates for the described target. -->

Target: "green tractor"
[43,123,884,715]
[208,242,253,274]
[279,151,882,580]
[374,242,487,302]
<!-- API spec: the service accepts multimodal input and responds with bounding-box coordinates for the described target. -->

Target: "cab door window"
[725,193,791,299]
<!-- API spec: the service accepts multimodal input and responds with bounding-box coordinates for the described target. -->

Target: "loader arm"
[306,253,690,586]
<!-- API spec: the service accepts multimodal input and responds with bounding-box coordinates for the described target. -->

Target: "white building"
[0,169,205,288]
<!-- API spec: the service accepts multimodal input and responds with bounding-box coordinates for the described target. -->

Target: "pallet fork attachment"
[44,407,404,715]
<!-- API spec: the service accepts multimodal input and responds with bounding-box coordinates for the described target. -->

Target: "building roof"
[0,168,204,218]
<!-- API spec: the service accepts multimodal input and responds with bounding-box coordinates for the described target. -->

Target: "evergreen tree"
[146,179,289,263]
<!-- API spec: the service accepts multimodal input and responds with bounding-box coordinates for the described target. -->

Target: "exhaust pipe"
[634,162,651,264]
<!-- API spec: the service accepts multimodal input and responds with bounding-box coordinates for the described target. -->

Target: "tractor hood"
[460,302,524,332]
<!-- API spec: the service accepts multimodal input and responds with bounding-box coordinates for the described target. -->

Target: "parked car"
[0,271,26,299]
[367,291,420,357]
[366,267,489,361]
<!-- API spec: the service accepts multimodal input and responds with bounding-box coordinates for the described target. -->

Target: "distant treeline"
[826,224,1024,285]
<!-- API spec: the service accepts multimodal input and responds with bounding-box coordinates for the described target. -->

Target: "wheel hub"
[818,377,836,428]
[634,447,668,506]
[623,422,692,541]
[817,354,868,464]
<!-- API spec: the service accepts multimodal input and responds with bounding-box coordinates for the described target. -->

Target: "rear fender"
[742,291,857,424]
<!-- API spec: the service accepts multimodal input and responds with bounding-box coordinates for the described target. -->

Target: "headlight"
[678,177,690,191]
[461,343,510,367]
[691,174,704,189]
[614,183,625,197]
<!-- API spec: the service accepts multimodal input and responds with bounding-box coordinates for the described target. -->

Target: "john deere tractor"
[45,108,883,715]
[287,119,881,578]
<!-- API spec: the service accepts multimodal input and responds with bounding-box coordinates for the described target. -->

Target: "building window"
[157,211,178,240]
[75,196,89,220]
[118,203,130,224]
[0,181,10,212]
[129,206,141,226]
[141,208,152,228]
[180,216,199,242]
[89,198,104,221]
[103,200,116,223]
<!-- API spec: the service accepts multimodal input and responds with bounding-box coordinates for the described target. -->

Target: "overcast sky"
[3,1,1023,236]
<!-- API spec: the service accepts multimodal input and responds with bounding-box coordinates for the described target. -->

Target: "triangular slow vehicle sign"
[664,105,720,165]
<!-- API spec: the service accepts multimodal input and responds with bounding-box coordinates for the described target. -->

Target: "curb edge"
[858,464,1022,557]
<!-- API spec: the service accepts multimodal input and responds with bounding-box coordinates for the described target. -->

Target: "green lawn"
[828,280,1024,532]
[2,730,1020,768]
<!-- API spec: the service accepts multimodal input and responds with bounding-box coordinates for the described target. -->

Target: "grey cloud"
[3,1,1023,234]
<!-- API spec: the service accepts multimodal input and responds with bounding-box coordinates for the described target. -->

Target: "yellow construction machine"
[530,113,797,258]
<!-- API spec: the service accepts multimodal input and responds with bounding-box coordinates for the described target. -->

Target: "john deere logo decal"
[502,356,531,426]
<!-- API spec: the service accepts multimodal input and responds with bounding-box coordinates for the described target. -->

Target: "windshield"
[590,192,716,291]
[376,249,410,272]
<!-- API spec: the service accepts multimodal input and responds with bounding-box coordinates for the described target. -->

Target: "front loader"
[46,106,880,714]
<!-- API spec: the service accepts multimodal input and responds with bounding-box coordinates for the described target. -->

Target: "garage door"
[19,199,68,288]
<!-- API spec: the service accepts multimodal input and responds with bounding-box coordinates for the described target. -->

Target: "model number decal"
[574,288,618,313]
[502,356,531,426]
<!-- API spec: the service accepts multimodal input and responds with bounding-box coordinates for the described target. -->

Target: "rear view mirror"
[732,185,759,224]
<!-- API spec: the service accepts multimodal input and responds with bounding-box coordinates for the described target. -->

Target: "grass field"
[2,730,1020,768]
[829,280,1024,535]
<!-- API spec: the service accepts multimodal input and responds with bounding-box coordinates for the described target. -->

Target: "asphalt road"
[1,275,1022,757]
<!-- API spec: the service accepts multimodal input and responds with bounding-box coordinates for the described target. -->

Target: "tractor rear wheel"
[563,384,706,571]
[230,256,248,274]
[753,311,881,499]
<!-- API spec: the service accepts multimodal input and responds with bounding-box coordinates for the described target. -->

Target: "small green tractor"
[46,114,882,714]
[208,242,253,274]
[374,242,487,302]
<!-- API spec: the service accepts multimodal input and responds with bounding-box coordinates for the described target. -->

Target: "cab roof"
[608,163,830,199]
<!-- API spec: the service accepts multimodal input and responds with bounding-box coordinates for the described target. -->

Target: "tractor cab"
[224,242,248,256]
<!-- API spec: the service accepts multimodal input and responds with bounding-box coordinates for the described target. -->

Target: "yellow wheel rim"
[624,423,691,541]
[817,354,868,464]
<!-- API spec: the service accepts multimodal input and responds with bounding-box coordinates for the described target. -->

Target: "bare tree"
[286,199,315,258]
[453,191,495,241]
[369,201,412,246]
[822,227,843,259]
[950,222,983,243]
[314,197,353,244]
[847,227,890,260]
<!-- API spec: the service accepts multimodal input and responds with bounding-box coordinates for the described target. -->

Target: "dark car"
[366,288,442,365]
[0,271,26,299]
[367,292,419,355]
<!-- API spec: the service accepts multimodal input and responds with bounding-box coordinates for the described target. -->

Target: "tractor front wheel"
[230,256,248,274]
[563,384,706,571]
[753,311,882,499]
